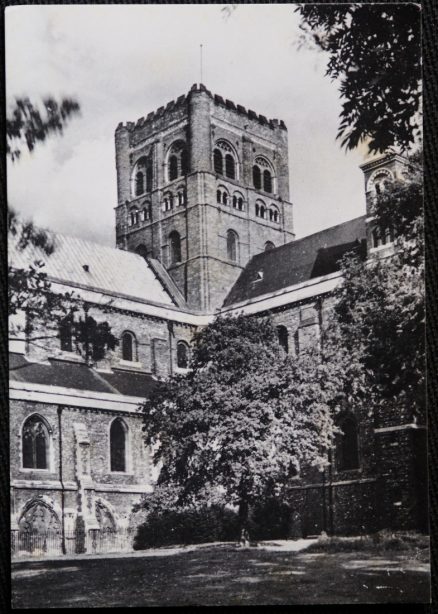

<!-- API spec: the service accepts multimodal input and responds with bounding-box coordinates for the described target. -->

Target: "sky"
[6,3,370,247]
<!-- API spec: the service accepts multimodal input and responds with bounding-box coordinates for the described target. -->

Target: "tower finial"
[200,44,203,84]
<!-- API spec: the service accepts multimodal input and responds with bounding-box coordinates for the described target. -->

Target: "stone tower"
[115,83,295,312]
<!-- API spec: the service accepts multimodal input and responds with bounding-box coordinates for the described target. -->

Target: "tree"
[296,4,422,154]
[142,314,341,536]
[324,157,424,419]
[7,96,80,161]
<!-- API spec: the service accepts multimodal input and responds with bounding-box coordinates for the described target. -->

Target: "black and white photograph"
[6,2,429,606]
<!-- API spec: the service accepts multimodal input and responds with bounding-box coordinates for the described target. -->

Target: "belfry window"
[110,419,127,473]
[59,317,73,352]
[214,149,223,174]
[169,155,178,181]
[121,331,136,362]
[277,325,289,354]
[269,205,280,223]
[255,201,267,220]
[337,416,360,471]
[177,341,190,369]
[226,229,238,262]
[263,170,272,193]
[225,154,235,179]
[22,415,50,470]
[233,193,244,211]
[253,166,261,190]
[132,156,152,197]
[213,141,238,179]
[135,172,144,197]
[169,231,182,264]
[253,156,274,193]
[167,140,188,182]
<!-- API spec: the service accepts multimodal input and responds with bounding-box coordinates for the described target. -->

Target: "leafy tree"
[324,158,424,419]
[142,314,341,536]
[297,4,422,153]
[7,96,80,161]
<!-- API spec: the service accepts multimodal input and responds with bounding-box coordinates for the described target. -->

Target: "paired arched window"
[264,241,275,252]
[255,200,267,220]
[22,415,50,470]
[217,187,229,206]
[129,206,140,226]
[121,331,137,362]
[277,325,289,354]
[167,141,188,182]
[336,415,360,471]
[59,316,73,352]
[213,141,238,180]
[132,156,152,197]
[140,203,151,222]
[226,229,239,262]
[163,192,174,212]
[110,418,128,473]
[269,205,280,223]
[372,226,394,248]
[177,341,190,369]
[177,188,185,207]
[169,231,182,264]
[253,157,274,193]
[232,193,244,211]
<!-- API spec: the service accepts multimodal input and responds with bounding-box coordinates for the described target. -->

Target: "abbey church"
[9,83,427,555]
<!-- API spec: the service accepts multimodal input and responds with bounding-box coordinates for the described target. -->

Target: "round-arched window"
[177,341,190,369]
[110,419,128,473]
[22,415,50,469]
[121,331,136,362]
[169,231,182,264]
[227,229,239,262]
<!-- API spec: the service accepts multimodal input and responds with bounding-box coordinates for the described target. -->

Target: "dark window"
[233,195,237,208]
[59,317,73,352]
[227,230,238,262]
[225,154,235,179]
[253,165,261,190]
[214,149,223,174]
[263,170,272,193]
[181,149,189,175]
[372,228,381,248]
[110,419,126,472]
[217,190,221,204]
[264,241,275,251]
[121,331,135,361]
[146,165,153,192]
[135,172,144,196]
[177,341,189,368]
[337,416,360,471]
[22,415,49,469]
[238,197,243,211]
[170,231,182,264]
[222,192,228,205]
[277,325,289,354]
[270,207,279,223]
[169,155,178,181]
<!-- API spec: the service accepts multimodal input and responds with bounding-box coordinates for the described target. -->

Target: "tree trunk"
[238,498,250,546]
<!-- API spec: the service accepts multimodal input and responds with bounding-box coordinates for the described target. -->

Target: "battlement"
[115,83,287,134]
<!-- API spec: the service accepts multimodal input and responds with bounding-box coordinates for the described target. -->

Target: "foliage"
[72,312,119,364]
[297,4,422,153]
[142,314,341,531]
[7,97,80,161]
[325,158,424,418]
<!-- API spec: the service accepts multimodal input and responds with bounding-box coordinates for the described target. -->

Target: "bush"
[133,505,240,550]
[305,530,429,554]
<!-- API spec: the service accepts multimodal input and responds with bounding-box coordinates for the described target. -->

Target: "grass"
[305,530,430,554]
[11,537,430,607]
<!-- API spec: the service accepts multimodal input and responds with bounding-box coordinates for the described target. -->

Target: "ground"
[11,540,430,607]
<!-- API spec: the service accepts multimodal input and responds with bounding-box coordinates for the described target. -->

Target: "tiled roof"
[223,216,367,307]
[9,228,176,307]
[10,353,156,399]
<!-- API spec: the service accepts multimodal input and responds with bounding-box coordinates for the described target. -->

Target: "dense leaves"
[142,314,341,530]
[7,97,80,161]
[297,4,422,153]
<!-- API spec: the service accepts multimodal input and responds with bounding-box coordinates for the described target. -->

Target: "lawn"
[11,541,430,607]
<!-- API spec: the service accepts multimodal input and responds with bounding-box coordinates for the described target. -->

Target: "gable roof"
[9,228,176,307]
[223,216,367,307]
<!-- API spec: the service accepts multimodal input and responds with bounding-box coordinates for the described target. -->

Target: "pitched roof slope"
[223,216,367,307]
[9,229,176,307]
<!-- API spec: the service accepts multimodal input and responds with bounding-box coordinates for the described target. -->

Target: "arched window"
[269,205,280,223]
[110,419,127,473]
[181,149,189,176]
[225,154,235,179]
[177,190,185,207]
[264,241,275,251]
[232,193,244,211]
[121,331,136,362]
[222,192,228,205]
[59,317,73,352]
[253,165,261,190]
[163,193,174,212]
[238,197,244,211]
[337,416,360,471]
[372,228,381,248]
[177,341,189,369]
[169,155,178,181]
[169,231,182,264]
[277,325,289,354]
[227,229,238,262]
[263,170,272,193]
[146,165,153,193]
[22,415,50,469]
[214,149,223,174]
[130,207,139,226]
[217,189,222,204]
[135,171,144,197]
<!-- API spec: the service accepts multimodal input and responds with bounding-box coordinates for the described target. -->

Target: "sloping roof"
[9,228,176,307]
[10,353,156,399]
[223,216,367,307]
[147,258,187,308]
